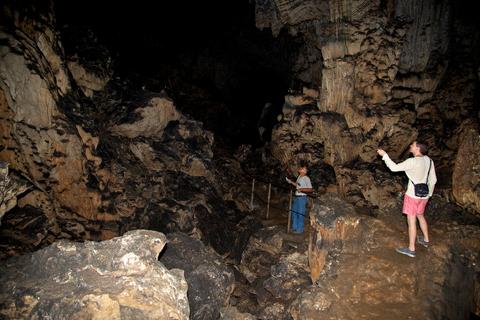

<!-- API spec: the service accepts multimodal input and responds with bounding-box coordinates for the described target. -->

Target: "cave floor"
[236,192,479,319]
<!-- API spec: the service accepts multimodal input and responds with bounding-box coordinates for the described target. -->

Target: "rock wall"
[452,120,480,212]
[0,1,102,225]
[0,161,30,221]
[255,0,480,214]
[0,1,258,260]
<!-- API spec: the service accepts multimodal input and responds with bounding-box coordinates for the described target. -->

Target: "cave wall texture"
[0,0,479,259]
[254,0,480,211]
[0,0,258,258]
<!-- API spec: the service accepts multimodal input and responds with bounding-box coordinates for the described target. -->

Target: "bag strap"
[425,159,432,184]
[409,158,432,186]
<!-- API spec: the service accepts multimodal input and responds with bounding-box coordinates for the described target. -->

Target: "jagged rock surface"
[0,229,189,320]
[0,2,105,242]
[255,0,480,215]
[452,120,480,213]
[0,162,30,222]
[296,193,480,319]
[235,225,311,319]
[227,192,480,319]
[160,232,235,320]
[0,2,259,260]
[219,306,256,320]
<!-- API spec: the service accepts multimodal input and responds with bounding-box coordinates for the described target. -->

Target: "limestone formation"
[0,2,259,260]
[0,4,103,224]
[0,230,189,320]
[452,120,480,215]
[1,1,479,319]
[0,162,30,222]
[67,59,111,97]
[240,226,287,283]
[308,193,362,283]
[110,96,181,139]
[263,251,311,301]
[294,192,480,319]
[289,288,332,319]
[237,225,311,319]
[219,306,256,320]
[255,0,479,214]
[160,232,235,320]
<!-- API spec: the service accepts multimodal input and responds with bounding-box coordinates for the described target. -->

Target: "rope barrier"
[241,169,318,199]
[242,168,314,234]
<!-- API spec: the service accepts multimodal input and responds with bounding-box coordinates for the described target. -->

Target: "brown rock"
[0,162,30,221]
[67,60,110,97]
[240,226,286,283]
[110,97,181,138]
[160,232,235,320]
[319,61,354,115]
[294,194,480,319]
[219,306,256,320]
[336,165,404,209]
[289,287,332,320]
[308,193,362,283]
[452,121,480,215]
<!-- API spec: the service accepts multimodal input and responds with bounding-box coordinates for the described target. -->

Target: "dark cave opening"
[55,0,301,149]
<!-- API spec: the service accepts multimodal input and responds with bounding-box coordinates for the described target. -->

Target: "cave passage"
[55,0,302,148]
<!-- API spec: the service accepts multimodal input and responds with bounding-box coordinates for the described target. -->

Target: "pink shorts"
[403,194,428,216]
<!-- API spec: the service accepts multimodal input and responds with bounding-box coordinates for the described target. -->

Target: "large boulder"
[239,226,287,283]
[110,97,182,139]
[160,232,235,320]
[0,230,189,319]
[263,252,311,301]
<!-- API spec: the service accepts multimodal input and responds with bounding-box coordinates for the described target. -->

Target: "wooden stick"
[266,183,271,219]
[287,189,293,233]
[250,178,255,211]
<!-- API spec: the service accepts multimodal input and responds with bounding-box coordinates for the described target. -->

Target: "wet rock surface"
[0,229,189,320]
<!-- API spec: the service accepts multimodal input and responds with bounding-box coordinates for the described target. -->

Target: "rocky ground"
[226,192,480,320]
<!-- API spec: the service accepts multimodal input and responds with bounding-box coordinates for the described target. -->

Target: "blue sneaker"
[416,236,430,248]
[395,247,416,258]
